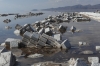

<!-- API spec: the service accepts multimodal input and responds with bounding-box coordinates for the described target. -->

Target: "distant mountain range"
[32,9,38,11]
[40,4,100,11]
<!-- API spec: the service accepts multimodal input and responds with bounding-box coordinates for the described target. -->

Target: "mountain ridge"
[40,4,100,11]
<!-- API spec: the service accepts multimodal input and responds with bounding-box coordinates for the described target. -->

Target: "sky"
[0,0,100,12]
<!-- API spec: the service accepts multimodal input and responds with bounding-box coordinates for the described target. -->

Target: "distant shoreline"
[32,4,100,12]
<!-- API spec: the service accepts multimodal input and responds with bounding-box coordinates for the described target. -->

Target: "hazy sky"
[0,0,100,12]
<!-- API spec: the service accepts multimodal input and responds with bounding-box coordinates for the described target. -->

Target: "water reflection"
[19,46,95,57]
[20,47,61,58]
[11,45,100,64]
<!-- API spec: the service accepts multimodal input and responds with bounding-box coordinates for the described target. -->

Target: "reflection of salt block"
[27,53,44,58]
[79,50,94,54]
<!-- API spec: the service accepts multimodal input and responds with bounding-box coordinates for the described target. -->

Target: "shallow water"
[0,10,100,65]
[0,11,60,43]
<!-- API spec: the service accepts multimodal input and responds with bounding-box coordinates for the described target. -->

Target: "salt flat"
[79,12,100,22]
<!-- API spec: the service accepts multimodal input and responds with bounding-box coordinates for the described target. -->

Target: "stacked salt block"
[22,31,40,46]
[22,32,61,48]
[14,24,35,36]
[5,38,20,49]
[42,33,61,48]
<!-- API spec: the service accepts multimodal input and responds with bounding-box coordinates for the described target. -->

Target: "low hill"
[41,4,100,11]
